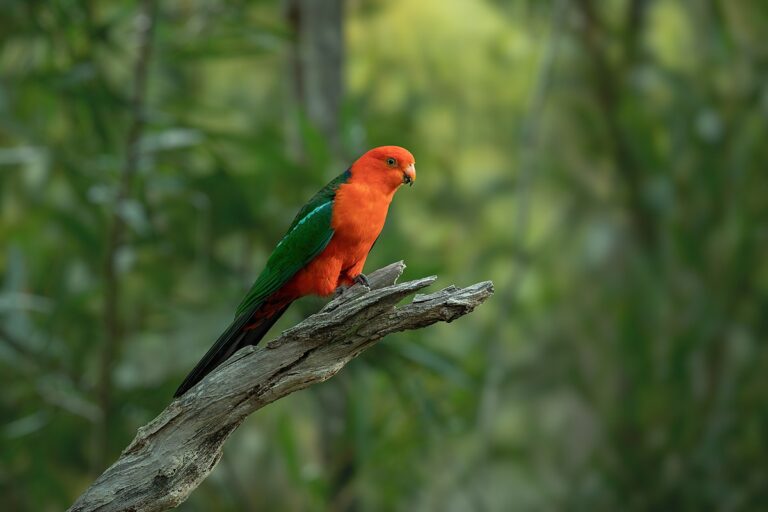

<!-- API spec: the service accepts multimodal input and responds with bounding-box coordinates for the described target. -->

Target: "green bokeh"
[1,0,767,510]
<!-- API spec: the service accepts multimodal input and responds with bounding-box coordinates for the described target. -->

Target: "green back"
[234,169,351,317]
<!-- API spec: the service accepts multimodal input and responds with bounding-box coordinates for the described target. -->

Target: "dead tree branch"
[69,262,493,512]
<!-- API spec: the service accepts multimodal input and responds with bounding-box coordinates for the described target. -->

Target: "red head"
[349,146,416,194]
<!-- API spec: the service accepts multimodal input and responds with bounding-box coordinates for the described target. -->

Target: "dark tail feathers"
[174,302,291,397]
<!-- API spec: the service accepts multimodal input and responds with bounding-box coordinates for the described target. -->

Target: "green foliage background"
[1,0,767,510]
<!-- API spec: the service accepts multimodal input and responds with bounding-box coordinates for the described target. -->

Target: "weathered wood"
[69,262,493,512]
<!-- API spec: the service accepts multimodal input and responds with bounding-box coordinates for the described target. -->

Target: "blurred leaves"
[1,0,767,511]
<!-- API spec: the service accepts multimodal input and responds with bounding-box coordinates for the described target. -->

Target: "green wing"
[173,170,351,397]
[285,169,351,233]
[234,169,351,317]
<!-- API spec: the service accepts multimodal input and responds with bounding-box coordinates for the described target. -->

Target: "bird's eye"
[386,157,397,167]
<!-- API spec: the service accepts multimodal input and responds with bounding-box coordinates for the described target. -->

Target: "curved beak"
[403,163,416,187]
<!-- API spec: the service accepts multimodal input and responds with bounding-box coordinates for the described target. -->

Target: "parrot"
[174,146,416,397]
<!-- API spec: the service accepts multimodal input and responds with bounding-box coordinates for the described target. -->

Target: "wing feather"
[175,170,351,396]
[235,200,334,317]
[234,169,351,318]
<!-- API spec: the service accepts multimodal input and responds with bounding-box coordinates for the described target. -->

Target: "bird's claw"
[332,274,369,297]
[353,273,370,288]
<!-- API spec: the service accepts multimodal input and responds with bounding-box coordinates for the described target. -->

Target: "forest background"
[1,0,767,510]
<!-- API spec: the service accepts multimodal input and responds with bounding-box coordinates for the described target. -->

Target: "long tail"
[174,301,292,397]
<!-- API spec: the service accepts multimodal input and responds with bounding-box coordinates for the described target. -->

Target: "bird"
[174,146,416,397]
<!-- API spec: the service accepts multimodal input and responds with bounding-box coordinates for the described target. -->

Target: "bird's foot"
[333,274,370,298]
[353,273,370,288]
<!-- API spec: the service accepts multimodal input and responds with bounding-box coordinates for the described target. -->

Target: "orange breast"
[281,182,394,298]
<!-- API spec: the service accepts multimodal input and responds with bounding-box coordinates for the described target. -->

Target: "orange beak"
[403,163,416,186]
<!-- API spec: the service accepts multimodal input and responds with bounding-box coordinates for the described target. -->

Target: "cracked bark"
[68,262,493,512]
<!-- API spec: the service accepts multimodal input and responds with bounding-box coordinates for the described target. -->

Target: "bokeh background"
[2,0,768,510]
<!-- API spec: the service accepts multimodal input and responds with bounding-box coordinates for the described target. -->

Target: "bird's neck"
[332,180,393,239]
[347,171,399,203]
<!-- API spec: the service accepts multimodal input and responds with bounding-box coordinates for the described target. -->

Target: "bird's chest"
[331,185,391,249]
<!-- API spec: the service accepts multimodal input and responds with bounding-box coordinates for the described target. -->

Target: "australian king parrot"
[174,146,416,397]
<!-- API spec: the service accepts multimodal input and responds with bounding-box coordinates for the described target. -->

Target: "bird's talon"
[353,273,370,288]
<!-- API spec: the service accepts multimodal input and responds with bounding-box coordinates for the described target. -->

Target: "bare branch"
[68,262,493,512]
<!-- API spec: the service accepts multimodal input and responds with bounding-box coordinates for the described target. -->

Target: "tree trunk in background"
[572,0,657,252]
[96,0,157,472]
[286,0,345,157]
[285,2,357,510]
